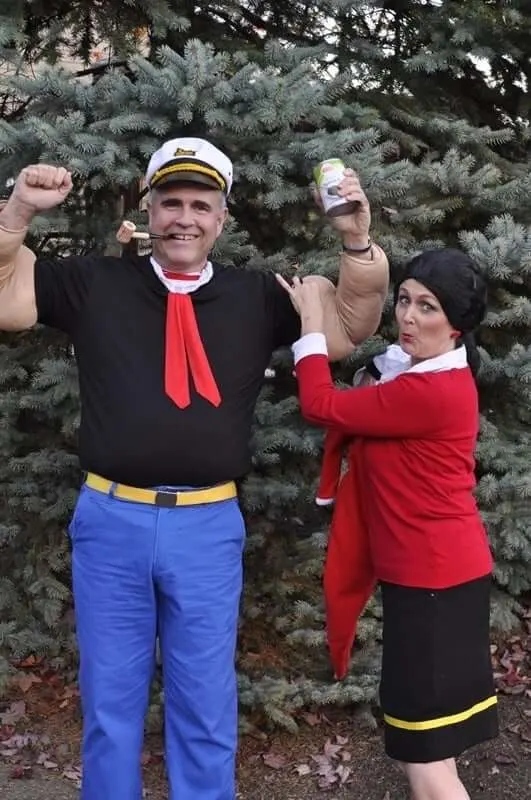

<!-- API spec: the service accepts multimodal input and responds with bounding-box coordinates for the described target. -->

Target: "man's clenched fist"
[11,165,73,215]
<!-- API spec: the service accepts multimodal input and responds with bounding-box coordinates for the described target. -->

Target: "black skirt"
[379,575,499,763]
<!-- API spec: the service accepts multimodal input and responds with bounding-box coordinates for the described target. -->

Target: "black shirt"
[34,254,301,487]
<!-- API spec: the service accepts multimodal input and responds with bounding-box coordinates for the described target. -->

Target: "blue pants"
[68,484,246,800]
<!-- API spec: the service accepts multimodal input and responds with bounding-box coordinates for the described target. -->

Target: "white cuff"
[292,332,328,365]
[316,496,335,507]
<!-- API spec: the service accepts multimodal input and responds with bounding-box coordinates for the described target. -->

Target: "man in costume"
[0,137,388,800]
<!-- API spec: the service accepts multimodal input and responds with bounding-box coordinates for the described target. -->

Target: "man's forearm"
[301,166,389,358]
[335,242,389,345]
[308,242,389,361]
[0,199,32,286]
[0,197,33,231]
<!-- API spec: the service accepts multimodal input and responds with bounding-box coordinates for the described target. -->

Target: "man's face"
[148,183,228,272]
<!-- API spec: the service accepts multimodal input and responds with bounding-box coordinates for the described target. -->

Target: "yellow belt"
[85,472,237,508]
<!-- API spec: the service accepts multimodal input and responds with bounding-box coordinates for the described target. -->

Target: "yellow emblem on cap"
[174,147,196,156]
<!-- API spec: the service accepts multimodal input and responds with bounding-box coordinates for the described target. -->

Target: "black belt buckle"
[155,490,179,508]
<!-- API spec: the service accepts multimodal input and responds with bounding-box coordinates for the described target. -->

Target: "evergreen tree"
[0,0,529,730]
[0,35,412,716]
[0,0,187,63]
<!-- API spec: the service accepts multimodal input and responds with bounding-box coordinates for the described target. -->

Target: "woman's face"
[395,279,458,362]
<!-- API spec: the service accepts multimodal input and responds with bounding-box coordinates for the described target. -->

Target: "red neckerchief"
[162,268,221,409]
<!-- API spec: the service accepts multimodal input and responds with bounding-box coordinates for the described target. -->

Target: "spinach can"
[313,158,360,217]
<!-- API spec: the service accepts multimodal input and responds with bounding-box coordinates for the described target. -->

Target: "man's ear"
[217,205,228,234]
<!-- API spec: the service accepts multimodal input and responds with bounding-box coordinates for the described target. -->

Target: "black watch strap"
[342,237,372,254]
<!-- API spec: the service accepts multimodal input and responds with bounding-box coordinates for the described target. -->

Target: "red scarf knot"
[163,272,221,409]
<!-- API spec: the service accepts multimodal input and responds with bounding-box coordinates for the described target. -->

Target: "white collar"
[355,344,468,387]
[373,343,410,379]
[150,256,214,294]
[405,345,467,376]
[379,344,467,382]
[354,343,409,386]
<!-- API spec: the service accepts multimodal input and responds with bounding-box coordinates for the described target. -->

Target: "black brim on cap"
[149,158,227,192]
[153,171,221,190]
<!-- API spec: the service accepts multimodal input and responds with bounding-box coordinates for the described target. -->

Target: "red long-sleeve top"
[295,349,493,588]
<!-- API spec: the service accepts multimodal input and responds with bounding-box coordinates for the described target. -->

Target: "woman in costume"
[282,248,498,800]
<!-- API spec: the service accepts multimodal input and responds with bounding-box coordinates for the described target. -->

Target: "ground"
[0,695,530,799]
[1,618,530,799]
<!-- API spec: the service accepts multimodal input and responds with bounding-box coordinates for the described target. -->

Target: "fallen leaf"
[59,685,80,709]
[17,655,40,668]
[10,764,32,779]
[317,773,338,788]
[2,733,41,749]
[262,752,287,769]
[501,685,527,695]
[301,712,321,727]
[494,753,517,765]
[15,673,42,693]
[315,761,335,778]
[62,766,82,784]
[36,753,58,769]
[294,763,311,776]
[337,763,351,784]
[0,748,20,757]
[310,754,330,770]
[0,701,26,726]
[323,738,343,759]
